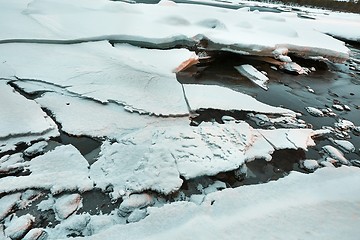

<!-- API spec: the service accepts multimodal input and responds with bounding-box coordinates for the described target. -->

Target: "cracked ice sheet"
[34,91,189,140]
[90,121,317,199]
[183,84,296,116]
[0,82,59,153]
[258,128,315,150]
[0,145,93,195]
[1,0,350,61]
[75,166,360,240]
[0,42,191,116]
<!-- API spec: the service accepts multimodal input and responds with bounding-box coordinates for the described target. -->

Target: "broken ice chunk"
[335,119,354,131]
[329,139,355,153]
[0,82,59,153]
[118,193,154,216]
[332,104,344,111]
[24,141,48,157]
[23,228,47,240]
[203,181,227,194]
[281,62,309,75]
[0,153,25,176]
[4,214,35,240]
[0,193,21,221]
[0,145,93,195]
[302,159,319,171]
[234,64,269,90]
[305,107,324,117]
[321,145,349,165]
[54,194,82,220]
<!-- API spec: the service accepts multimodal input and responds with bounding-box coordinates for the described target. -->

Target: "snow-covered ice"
[0,145,93,195]
[234,64,269,90]
[0,42,191,116]
[305,107,324,117]
[183,84,295,116]
[4,214,35,240]
[1,0,360,239]
[0,194,21,221]
[90,120,320,199]
[54,194,83,220]
[0,82,59,153]
[0,0,353,61]
[74,166,360,240]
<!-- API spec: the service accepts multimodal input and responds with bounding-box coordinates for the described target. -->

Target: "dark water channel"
[177,45,360,183]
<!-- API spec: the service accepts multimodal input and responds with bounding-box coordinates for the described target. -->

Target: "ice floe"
[321,145,349,165]
[0,82,59,153]
[0,145,93,195]
[305,106,324,117]
[234,64,269,90]
[183,84,295,116]
[90,120,320,199]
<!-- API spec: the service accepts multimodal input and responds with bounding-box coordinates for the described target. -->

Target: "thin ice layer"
[77,166,360,240]
[0,82,59,153]
[0,145,93,194]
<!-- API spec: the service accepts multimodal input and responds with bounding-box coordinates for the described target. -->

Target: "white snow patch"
[330,139,355,153]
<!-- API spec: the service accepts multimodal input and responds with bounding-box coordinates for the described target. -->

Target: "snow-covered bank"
[0,0,355,62]
[77,166,360,240]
